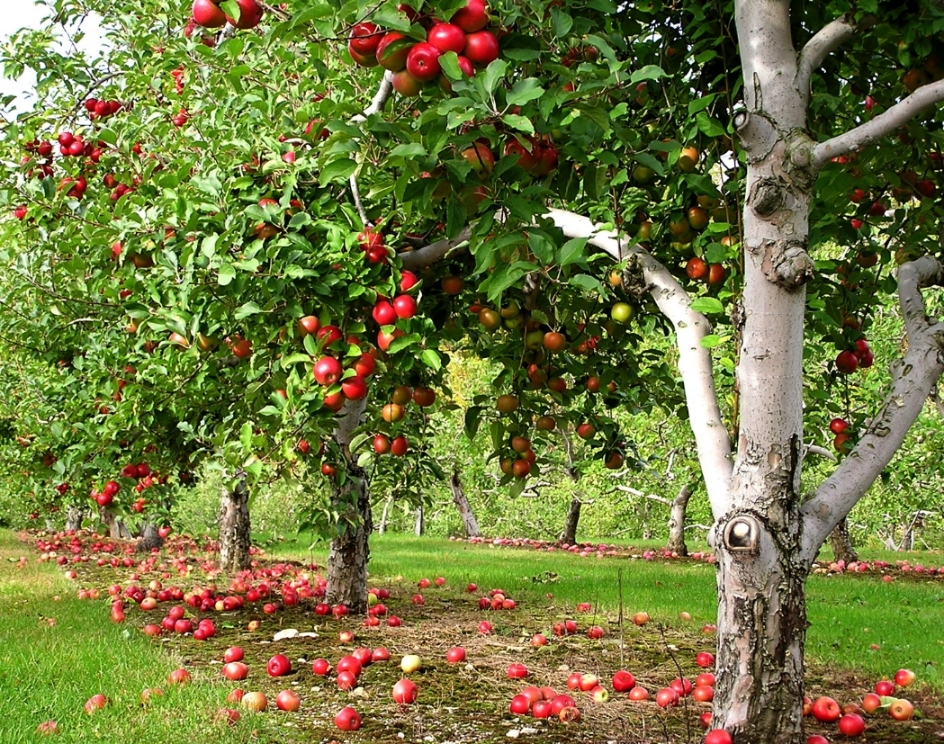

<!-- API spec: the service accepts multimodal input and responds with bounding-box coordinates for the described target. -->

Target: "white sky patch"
[0,0,105,113]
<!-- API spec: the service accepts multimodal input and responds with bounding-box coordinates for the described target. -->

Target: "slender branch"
[813,79,944,168]
[614,484,672,507]
[399,228,471,270]
[795,15,860,97]
[350,71,394,124]
[349,174,369,227]
[542,208,733,516]
[800,256,944,563]
[803,443,837,463]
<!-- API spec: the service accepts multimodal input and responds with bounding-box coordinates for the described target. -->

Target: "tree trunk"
[714,536,808,743]
[326,471,371,614]
[135,522,164,553]
[665,485,693,556]
[559,497,581,545]
[100,507,132,540]
[325,399,371,614]
[218,475,251,573]
[449,470,481,538]
[829,518,858,564]
[378,495,393,534]
[413,505,424,536]
[65,504,84,531]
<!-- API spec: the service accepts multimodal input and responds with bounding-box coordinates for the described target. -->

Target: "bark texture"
[65,504,84,531]
[325,399,371,614]
[325,472,371,614]
[135,522,164,553]
[413,505,424,536]
[449,469,481,538]
[100,507,131,540]
[829,518,858,564]
[559,497,582,545]
[218,475,251,573]
[665,485,693,556]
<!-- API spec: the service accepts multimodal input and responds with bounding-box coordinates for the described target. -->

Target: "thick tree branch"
[543,208,732,515]
[399,228,471,270]
[813,80,944,168]
[795,15,860,99]
[801,256,944,563]
[350,71,394,124]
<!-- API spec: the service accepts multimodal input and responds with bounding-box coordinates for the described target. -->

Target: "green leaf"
[507,78,545,106]
[690,297,724,314]
[482,59,508,95]
[319,158,357,185]
[239,421,252,452]
[288,212,311,229]
[633,152,665,176]
[630,65,666,84]
[502,114,535,134]
[218,263,236,286]
[464,406,483,440]
[696,111,726,137]
[389,143,427,159]
[528,232,555,265]
[558,237,588,267]
[550,8,574,37]
[234,301,263,320]
[569,273,605,293]
[420,349,442,370]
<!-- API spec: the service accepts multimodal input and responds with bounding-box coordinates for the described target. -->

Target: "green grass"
[0,532,263,743]
[271,533,944,689]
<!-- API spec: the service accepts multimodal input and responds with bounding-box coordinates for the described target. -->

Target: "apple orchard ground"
[14,531,944,743]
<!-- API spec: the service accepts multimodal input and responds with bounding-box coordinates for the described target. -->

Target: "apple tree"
[3,0,944,741]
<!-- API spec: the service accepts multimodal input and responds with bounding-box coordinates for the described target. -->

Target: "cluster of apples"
[834,337,874,375]
[83,97,123,120]
[190,0,263,30]
[508,685,582,722]
[804,669,919,741]
[347,0,501,96]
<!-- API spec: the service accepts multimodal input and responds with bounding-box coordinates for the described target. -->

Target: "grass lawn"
[0,528,941,743]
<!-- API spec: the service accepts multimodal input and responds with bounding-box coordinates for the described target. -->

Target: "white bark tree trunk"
[413,505,424,536]
[449,470,481,538]
[665,485,693,556]
[218,474,251,573]
[325,399,371,614]
[65,504,84,531]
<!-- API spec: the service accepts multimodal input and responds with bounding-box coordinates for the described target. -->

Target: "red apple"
[838,712,865,736]
[314,356,342,385]
[335,706,361,731]
[463,31,499,65]
[225,0,264,30]
[267,654,292,677]
[275,689,300,712]
[446,646,466,663]
[812,696,841,723]
[427,23,467,54]
[222,662,249,680]
[311,658,330,675]
[874,680,895,697]
[406,42,443,82]
[704,731,733,744]
[450,0,489,32]
[192,0,226,28]
[392,678,418,704]
[889,698,914,721]
[376,32,413,71]
[349,22,381,56]
[894,669,916,688]
[612,670,636,693]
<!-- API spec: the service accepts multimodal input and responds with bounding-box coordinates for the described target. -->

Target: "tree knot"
[758,239,814,290]
[748,178,785,217]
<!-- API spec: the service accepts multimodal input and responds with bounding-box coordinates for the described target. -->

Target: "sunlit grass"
[0,532,267,744]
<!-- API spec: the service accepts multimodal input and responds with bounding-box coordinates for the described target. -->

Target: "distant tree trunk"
[414,505,424,536]
[829,517,858,564]
[135,522,164,553]
[378,495,393,534]
[326,399,371,614]
[559,497,582,545]
[100,507,131,540]
[326,472,371,614]
[219,475,251,573]
[65,504,84,531]
[449,470,481,537]
[666,485,693,556]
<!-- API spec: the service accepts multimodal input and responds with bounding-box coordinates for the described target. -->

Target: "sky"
[0,0,105,111]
